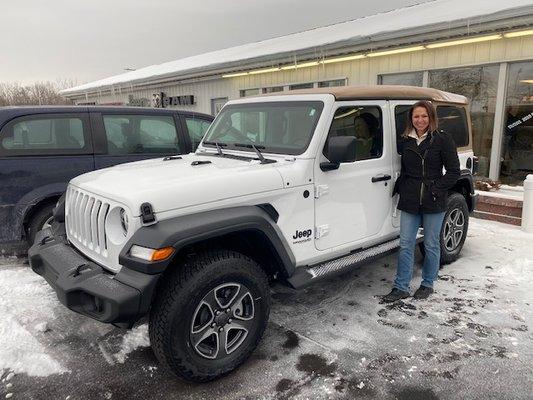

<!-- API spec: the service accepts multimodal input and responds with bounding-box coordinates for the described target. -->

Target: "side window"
[185,117,212,149]
[436,106,469,147]
[324,106,383,161]
[394,104,470,152]
[394,105,412,154]
[0,115,88,156]
[102,115,180,155]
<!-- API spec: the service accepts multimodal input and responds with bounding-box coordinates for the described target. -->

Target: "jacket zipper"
[405,147,425,205]
[420,158,425,205]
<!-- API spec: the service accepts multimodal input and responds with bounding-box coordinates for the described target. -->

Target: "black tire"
[26,203,55,245]
[149,250,270,382]
[418,192,469,265]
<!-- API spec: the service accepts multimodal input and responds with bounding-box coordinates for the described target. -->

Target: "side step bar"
[286,235,423,289]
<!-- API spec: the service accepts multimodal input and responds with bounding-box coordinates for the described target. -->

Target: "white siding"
[77,36,533,115]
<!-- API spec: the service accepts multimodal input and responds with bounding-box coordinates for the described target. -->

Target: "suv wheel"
[418,192,469,265]
[149,250,270,382]
[27,203,55,245]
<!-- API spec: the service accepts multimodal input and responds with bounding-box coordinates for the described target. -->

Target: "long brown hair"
[402,100,438,137]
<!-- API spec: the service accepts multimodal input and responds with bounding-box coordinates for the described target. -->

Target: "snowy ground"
[0,218,532,400]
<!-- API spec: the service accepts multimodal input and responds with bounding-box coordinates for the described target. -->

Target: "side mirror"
[320,136,357,171]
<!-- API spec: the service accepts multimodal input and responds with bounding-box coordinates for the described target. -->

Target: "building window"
[318,79,346,88]
[240,88,260,98]
[324,106,383,161]
[429,65,499,178]
[501,61,533,185]
[289,83,314,90]
[379,72,423,86]
[262,86,284,94]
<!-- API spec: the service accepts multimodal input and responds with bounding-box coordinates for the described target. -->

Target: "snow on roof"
[61,0,533,95]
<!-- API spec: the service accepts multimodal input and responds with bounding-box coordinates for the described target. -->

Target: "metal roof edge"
[60,5,533,97]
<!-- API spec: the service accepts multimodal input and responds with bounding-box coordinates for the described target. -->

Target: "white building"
[61,0,533,185]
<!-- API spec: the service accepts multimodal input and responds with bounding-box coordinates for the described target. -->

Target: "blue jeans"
[393,211,445,293]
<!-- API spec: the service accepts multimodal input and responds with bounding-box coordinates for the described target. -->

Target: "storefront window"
[262,86,284,94]
[379,72,423,86]
[289,83,314,90]
[240,88,260,97]
[429,65,498,178]
[501,61,533,185]
[318,79,346,87]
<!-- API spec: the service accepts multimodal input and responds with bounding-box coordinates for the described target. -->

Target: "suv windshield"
[202,101,324,155]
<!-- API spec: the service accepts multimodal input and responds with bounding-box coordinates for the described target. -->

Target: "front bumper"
[28,223,160,326]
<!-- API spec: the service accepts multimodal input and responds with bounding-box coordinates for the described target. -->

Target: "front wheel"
[149,250,270,382]
[26,203,55,245]
[418,192,469,265]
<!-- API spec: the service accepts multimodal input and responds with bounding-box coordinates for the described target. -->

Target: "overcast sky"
[1,0,432,86]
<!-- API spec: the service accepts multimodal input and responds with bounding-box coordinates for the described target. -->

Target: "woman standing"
[383,101,460,303]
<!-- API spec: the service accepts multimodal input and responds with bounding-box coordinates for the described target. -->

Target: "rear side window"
[0,115,89,156]
[184,117,212,149]
[324,106,383,161]
[102,114,181,155]
[436,106,469,147]
[394,104,469,152]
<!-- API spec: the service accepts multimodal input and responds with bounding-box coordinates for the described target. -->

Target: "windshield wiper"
[234,143,276,164]
[203,141,227,155]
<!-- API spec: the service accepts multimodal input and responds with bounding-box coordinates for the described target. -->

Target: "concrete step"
[474,193,523,226]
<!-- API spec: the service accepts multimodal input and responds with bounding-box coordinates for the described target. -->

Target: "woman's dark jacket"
[393,129,460,214]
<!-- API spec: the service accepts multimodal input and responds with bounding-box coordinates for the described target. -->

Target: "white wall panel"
[76,36,533,114]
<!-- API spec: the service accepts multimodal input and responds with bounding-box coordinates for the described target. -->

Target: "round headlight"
[105,206,131,245]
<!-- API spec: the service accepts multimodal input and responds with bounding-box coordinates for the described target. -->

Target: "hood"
[70,153,285,215]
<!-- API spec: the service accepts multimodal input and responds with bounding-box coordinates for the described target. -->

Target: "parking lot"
[1,217,532,400]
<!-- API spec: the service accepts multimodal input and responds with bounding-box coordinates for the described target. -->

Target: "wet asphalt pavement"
[1,218,532,400]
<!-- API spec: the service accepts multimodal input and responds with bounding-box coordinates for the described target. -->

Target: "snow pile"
[114,324,150,363]
[0,266,66,376]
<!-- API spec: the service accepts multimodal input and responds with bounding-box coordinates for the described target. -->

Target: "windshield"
[202,101,324,155]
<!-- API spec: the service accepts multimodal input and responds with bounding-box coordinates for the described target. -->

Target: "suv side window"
[436,106,469,147]
[0,115,89,156]
[102,114,180,155]
[394,105,411,154]
[324,106,383,161]
[184,117,212,150]
[394,104,469,152]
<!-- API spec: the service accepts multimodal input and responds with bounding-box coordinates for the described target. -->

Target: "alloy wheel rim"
[443,208,465,252]
[190,282,255,360]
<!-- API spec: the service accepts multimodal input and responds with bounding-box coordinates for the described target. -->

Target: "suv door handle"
[371,174,391,183]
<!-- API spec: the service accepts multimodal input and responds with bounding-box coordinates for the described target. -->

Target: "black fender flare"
[118,205,296,276]
[454,170,476,212]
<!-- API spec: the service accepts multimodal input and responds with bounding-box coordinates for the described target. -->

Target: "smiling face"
[412,106,430,135]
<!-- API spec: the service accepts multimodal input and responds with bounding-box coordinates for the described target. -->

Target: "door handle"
[371,174,392,183]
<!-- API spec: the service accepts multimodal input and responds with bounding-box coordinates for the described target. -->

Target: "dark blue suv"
[0,106,213,250]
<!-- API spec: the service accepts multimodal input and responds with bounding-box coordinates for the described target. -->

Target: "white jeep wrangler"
[29,85,478,382]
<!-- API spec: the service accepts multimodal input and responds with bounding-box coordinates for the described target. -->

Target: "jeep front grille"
[66,186,110,256]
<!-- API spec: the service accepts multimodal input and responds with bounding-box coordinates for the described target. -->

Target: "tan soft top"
[266,85,468,104]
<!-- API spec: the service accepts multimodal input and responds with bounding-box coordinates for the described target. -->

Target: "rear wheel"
[26,203,55,245]
[149,250,270,382]
[418,192,469,265]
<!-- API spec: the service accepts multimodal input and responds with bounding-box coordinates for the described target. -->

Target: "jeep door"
[91,111,189,169]
[314,101,394,251]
